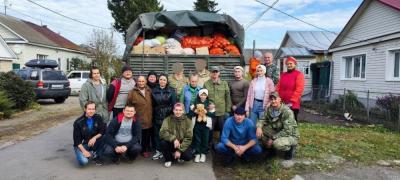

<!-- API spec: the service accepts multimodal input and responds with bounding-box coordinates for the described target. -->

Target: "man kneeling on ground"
[256,92,299,160]
[216,107,262,166]
[73,101,106,166]
[104,104,142,164]
[160,103,193,168]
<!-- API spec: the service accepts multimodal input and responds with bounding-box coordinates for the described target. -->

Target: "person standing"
[256,92,299,160]
[127,76,153,158]
[151,73,177,160]
[180,74,201,116]
[276,56,305,122]
[107,65,136,118]
[168,62,188,98]
[245,65,275,125]
[263,52,280,85]
[147,71,158,91]
[79,67,109,123]
[195,59,210,88]
[159,103,193,168]
[73,101,106,166]
[229,66,249,112]
[203,66,231,136]
[103,104,142,163]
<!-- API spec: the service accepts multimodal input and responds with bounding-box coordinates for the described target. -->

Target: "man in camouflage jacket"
[256,92,299,160]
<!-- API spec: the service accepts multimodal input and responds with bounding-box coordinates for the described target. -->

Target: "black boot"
[264,148,276,159]
[284,145,296,160]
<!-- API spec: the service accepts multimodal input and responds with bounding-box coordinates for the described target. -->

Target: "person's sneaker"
[164,161,172,168]
[284,145,297,160]
[152,150,163,160]
[142,151,151,158]
[94,157,103,166]
[199,154,206,163]
[112,157,120,165]
[194,154,200,163]
[177,159,185,163]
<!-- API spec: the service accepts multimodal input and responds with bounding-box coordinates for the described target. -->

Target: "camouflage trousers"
[261,136,297,151]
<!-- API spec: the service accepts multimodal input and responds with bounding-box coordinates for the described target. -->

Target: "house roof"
[279,47,314,57]
[379,0,400,11]
[0,37,17,60]
[0,14,84,52]
[329,0,400,50]
[283,31,337,52]
[24,21,83,51]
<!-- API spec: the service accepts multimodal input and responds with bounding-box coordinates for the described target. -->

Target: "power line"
[25,0,110,30]
[245,0,279,30]
[254,0,362,43]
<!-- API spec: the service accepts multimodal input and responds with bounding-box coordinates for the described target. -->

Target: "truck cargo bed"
[128,54,243,82]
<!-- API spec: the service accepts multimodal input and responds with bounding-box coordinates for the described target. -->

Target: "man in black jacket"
[104,104,142,163]
[73,101,106,166]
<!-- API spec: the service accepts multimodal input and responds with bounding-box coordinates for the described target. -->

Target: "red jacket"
[276,70,305,109]
[107,79,122,111]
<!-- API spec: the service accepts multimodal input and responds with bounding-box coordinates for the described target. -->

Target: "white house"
[329,0,400,104]
[0,37,17,72]
[276,31,337,96]
[0,14,90,72]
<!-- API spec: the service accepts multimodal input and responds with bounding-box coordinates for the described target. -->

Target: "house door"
[310,61,331,100]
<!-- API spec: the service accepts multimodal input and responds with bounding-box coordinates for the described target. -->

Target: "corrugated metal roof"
[280,47,314,57]
[287,31,337,51]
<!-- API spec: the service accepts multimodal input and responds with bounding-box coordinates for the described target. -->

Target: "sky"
[3,0,363,55]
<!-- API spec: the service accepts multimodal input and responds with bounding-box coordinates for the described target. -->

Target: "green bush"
[0,90,15,118]
[330,90,365,113]
[0,72,35,110]
[376,94,400,122]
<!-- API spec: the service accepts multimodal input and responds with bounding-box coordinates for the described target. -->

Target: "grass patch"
[214,122,400,179]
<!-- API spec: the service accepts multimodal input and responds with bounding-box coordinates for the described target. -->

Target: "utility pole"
[4,0,8,15]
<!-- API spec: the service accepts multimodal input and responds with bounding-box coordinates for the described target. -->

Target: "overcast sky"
[4,0,363,55]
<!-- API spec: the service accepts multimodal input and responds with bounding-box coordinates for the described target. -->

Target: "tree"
[193,0,219,13]
[107,0,164,39]
[87,29,117,83]
[70,57,90,71]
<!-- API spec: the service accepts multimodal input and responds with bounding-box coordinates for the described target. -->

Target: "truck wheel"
[54,97,66,103]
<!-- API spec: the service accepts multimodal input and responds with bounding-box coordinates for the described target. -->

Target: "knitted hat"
[122,65,133,73]
[195,59,207,71]
[199,89,208,96]
[234,66,244,73]
[254,50,263,59]
[256,64,266,73]
[285,56,297,65]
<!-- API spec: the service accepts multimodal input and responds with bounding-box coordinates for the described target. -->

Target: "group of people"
[73,52,304,167]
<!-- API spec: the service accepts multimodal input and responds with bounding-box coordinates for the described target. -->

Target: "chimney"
[42,25,47,28]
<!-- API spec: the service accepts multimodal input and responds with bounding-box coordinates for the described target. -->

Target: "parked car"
[67,70,89,95]
[14,59,70,103]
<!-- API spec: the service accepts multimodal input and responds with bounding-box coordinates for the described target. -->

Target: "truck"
[123,10,245,82]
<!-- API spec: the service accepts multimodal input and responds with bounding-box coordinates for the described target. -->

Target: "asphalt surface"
[0,119,216,180]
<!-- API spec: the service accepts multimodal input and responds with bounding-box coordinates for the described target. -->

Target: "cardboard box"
[150,46,166,55]
[131,45,151,54]
[196,47,209,55]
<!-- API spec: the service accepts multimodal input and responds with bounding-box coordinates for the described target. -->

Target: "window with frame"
[394,50,399,78]
[343,54,366,79]
[297,61,310,76]
[37,54,48,60]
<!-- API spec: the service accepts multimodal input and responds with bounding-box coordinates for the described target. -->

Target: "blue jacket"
[221,116,257,145]
[180,85,201,113]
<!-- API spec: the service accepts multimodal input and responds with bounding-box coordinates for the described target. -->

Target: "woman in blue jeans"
[245,65,275,125]
[73,101,106,166]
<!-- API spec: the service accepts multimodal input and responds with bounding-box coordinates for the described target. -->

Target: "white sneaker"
[194,154,200,163]
[200,154,206,163]
[152,150,163,160]
[164,161,172,168]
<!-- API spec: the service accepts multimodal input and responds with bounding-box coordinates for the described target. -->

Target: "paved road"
[0,118,216,180]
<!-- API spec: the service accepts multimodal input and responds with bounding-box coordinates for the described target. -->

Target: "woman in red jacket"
[276,56,305,121]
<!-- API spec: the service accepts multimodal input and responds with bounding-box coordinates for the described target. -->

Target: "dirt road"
[0,97,82,148]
